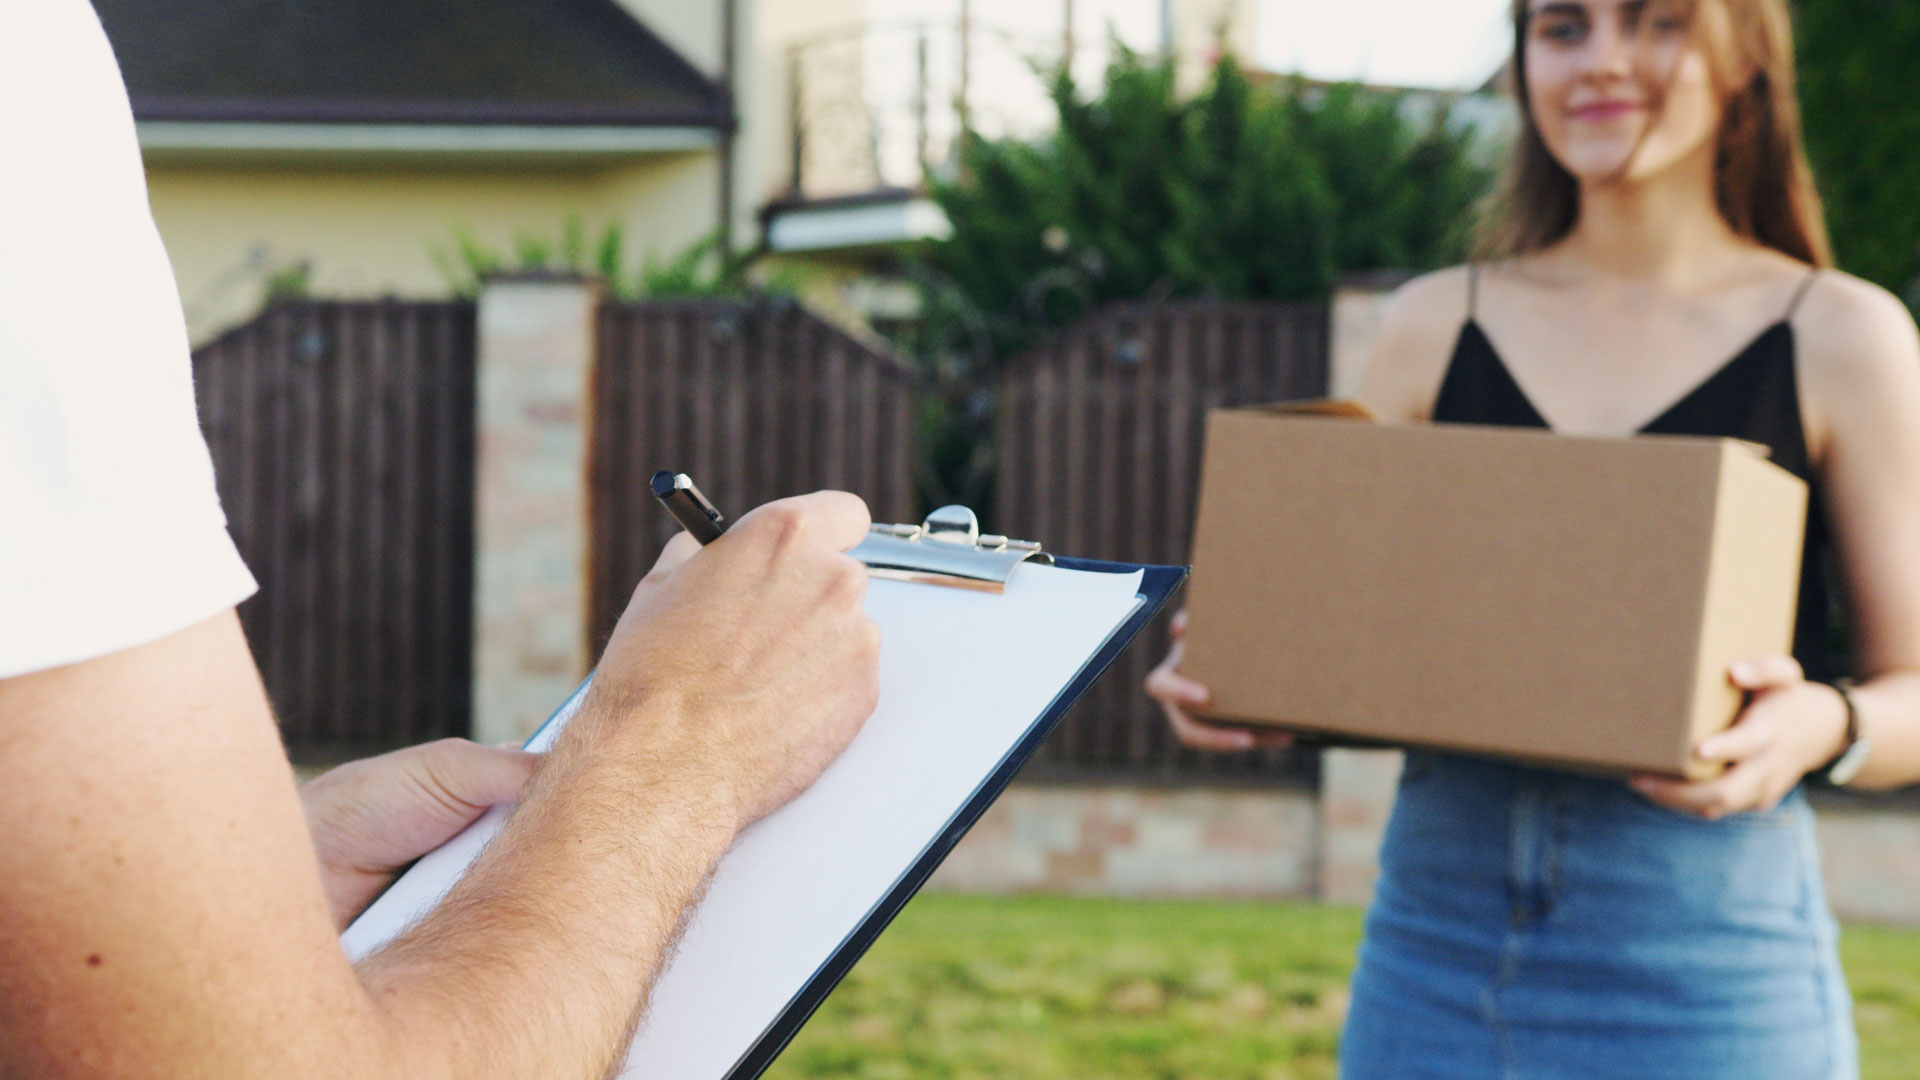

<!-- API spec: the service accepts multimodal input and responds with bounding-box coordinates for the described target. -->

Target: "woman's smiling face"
[1523,0,1739,187]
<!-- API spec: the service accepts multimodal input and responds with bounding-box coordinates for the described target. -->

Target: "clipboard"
[342,507,1185,1080]
[726,560,1182,1080]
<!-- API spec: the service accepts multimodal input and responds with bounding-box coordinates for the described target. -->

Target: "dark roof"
[93,0,729,128]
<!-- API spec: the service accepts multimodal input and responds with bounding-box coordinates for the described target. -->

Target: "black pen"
[650,471,728,545]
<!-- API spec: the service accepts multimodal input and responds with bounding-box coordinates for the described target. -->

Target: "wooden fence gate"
[588,300,922,647]
[197,292,1329,780]
[994,301,1330,785]
[194,300,478,759]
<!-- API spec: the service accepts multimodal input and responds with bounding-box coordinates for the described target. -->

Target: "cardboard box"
[1180,402,1808,779]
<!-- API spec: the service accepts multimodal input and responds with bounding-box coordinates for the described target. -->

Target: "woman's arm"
[1638,273,1920,815]
[1353,267,1476,423]
[1799,274,1920,790]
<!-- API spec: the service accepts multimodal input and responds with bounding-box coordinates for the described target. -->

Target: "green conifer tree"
[1797,0,1920,304]
[924,49,1492,365]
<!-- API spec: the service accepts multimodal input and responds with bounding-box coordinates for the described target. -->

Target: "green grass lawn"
[767,895,1920,1080]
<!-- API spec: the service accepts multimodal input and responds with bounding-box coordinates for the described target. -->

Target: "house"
[98,0,862,340]
[97,0,1254,341]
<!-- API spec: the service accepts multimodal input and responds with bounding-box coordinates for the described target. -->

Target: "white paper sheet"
[342,561,1146,1078]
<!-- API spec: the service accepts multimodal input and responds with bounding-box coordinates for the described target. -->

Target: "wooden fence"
[193,300,477,758]
[588,300,922,647]
[994,301,1330,784]
[196,293,1331,781]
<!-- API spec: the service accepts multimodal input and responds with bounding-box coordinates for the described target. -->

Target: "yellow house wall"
[755,249,891,337]
[147,152,721,342]
[148,0,879,342]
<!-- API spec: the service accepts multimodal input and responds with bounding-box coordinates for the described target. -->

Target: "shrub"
[921,49,1493,364]
[431,217,756,300]
[1797,0,1920,306]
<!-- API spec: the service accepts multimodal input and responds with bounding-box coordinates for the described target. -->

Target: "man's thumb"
[413,738,541,812]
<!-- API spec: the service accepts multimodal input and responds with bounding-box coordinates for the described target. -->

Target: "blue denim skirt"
[1340,751,1857,1080]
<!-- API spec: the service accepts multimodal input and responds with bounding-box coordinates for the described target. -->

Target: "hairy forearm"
[1839,670,1920,791]
[5,497,874,1079]
[354,694,735,1080]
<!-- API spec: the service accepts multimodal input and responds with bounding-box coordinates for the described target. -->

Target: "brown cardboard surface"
[1180,406,1807,778]
[1685,445,1810,764]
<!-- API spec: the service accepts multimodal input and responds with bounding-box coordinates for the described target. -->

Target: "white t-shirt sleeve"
[0,0,257,679]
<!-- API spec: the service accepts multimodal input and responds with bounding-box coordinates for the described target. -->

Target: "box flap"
[1235,398,1378,420]
[1228,401,1769,464]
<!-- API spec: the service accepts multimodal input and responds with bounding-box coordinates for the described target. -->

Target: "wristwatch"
[1824,680,1872,787]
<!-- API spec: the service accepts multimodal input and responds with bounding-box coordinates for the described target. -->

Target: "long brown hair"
[1477,0,1833,267]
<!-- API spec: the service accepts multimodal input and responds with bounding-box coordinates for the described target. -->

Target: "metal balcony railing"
[784,20,1074,202]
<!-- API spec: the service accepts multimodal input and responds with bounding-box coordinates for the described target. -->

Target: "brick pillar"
[471,273,602,746]
[1317,749,1403,905]
[1327,270,1414,400]
[1316,271,1412,906]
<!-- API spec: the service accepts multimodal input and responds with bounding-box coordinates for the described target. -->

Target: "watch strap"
[1823,680,1871,787]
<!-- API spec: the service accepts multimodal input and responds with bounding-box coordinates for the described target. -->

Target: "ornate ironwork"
[785,20,1067,201]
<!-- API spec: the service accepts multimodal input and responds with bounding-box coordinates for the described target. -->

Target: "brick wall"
[930,784,1319,899]
[931,781,1920,926]
[1813,797,1920,925]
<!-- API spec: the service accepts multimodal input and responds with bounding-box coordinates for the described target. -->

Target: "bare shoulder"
[1796,271,1920,391]
[1794,270,1920,453]
[1382,265,1479,330]
[1356,266,1474,422]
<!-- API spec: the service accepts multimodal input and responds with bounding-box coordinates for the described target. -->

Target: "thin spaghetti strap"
[1784,268,1821,322]
[1467,263,1480,321]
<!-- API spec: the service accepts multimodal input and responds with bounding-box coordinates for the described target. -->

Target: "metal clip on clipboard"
[848,505,1052,593]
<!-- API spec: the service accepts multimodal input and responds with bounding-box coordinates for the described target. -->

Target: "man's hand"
[302,739,540,930]
[359,490,885,1078]
[310,488,881,939]
[559,490,883,832]
[1,491,886,1080]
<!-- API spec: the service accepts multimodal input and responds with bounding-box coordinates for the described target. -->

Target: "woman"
[1147,1,1920,1076]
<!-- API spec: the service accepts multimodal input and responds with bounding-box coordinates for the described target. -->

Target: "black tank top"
[1430,267,1841,681]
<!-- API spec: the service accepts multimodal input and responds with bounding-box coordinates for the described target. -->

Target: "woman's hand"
[301,738,541,929]
[1630,656,1850,819]
[1145,609,1294,752]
